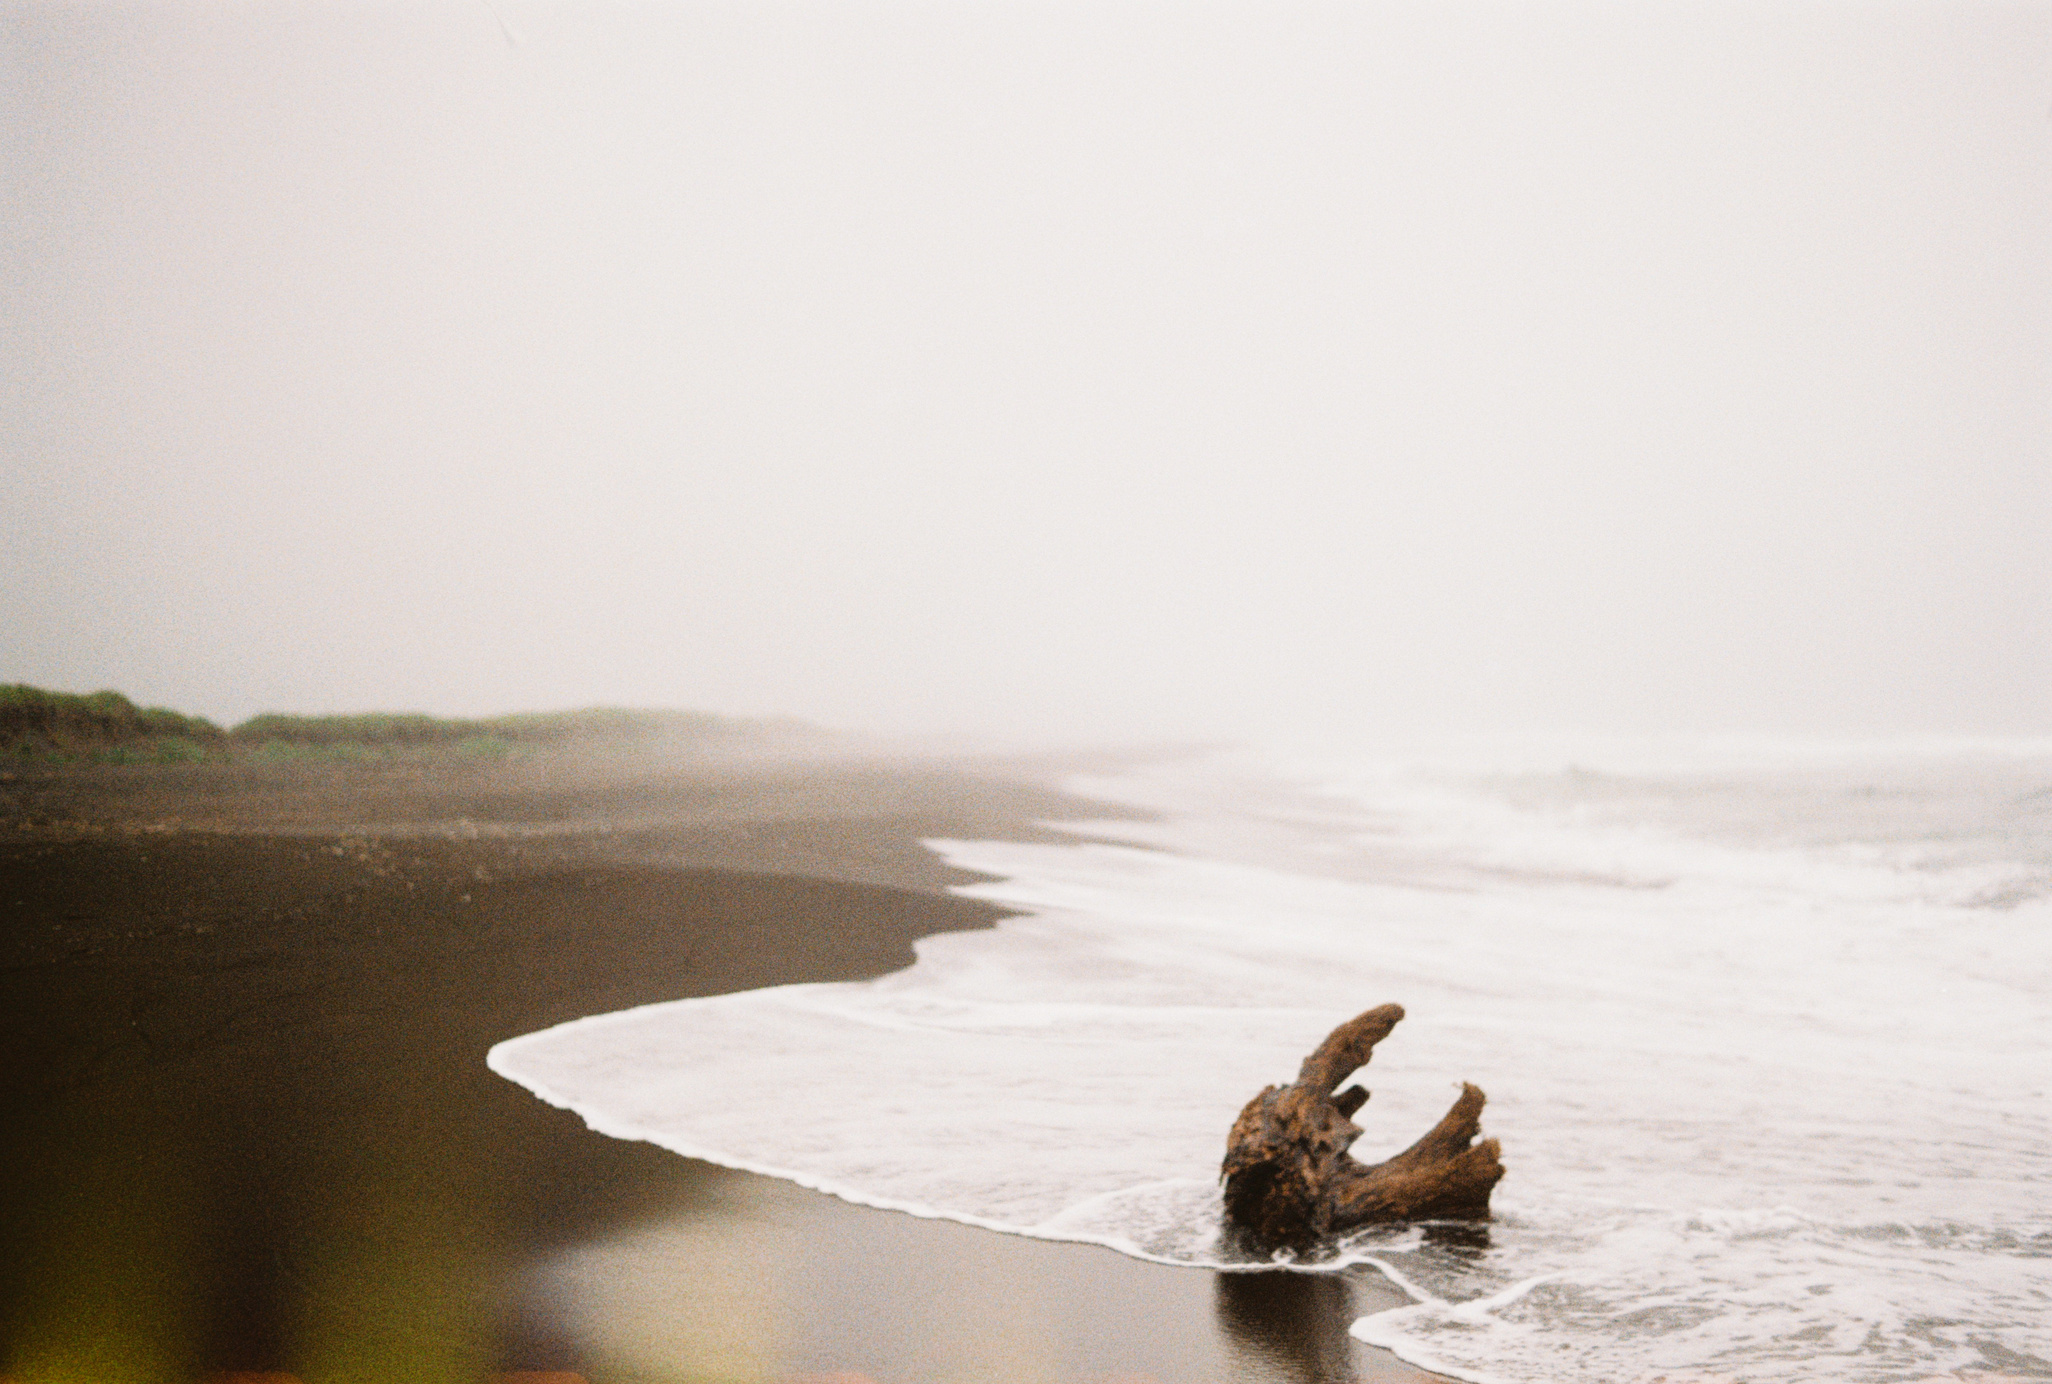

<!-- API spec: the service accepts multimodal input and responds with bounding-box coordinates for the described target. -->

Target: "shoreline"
[0,750,1449,1382]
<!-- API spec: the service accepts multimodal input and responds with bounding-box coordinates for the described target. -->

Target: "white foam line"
[1362,1340,1507,1384]
[491,1033,1223,1267]
[1449,1272,1561,1320]
[1349,1307,1508,1384]
[1353,1255,1445,1307]
[488,979,844,1055]
[1341,1262,1563,1384]
[490,1038,1088,1239]
[490,1032,1498,1281]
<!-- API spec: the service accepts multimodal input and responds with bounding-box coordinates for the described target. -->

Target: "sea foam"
[490,738,2052,1383]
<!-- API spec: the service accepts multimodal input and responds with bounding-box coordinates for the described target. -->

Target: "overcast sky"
[4,0,2047,743]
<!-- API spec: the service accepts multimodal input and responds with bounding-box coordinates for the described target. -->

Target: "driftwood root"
[1220,1003,1504,1251]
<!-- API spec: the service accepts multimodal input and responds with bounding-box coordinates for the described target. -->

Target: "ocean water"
[490,738,2052,1383]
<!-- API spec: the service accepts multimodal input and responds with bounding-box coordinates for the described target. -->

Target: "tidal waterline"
[496,738,2052,1383]
[15,754,1361,1383]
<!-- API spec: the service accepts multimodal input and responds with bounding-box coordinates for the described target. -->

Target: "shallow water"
[492,737,2052,1383]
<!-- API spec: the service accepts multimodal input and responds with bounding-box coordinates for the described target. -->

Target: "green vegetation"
[229,706,743,748]
[1,684,804,764]
[1,685,224,762]
[225,706,769,761]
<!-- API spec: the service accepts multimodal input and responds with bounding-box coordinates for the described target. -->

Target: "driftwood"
[1220,1003,1504,1251]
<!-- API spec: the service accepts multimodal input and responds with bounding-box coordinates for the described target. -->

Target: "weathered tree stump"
[1220,1003,1504,1251]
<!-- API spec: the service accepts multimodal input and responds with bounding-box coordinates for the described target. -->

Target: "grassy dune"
[0,686,223,763]
[0,685,810,764]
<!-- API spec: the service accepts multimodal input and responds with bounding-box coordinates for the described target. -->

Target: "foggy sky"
[4,1,2048,744]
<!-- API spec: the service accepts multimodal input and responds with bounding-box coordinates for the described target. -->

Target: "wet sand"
[0,752,1442,1383]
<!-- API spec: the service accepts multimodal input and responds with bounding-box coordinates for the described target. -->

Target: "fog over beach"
[4,2,2050,1382]
[6,0,2047,744]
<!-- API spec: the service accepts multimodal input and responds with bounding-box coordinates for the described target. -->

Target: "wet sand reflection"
[1,784,1445,1384]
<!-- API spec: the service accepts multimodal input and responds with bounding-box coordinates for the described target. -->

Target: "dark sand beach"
[0,750,1441,1383]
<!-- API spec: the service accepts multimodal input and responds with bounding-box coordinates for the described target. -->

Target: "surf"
[490,736,2052,1382]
